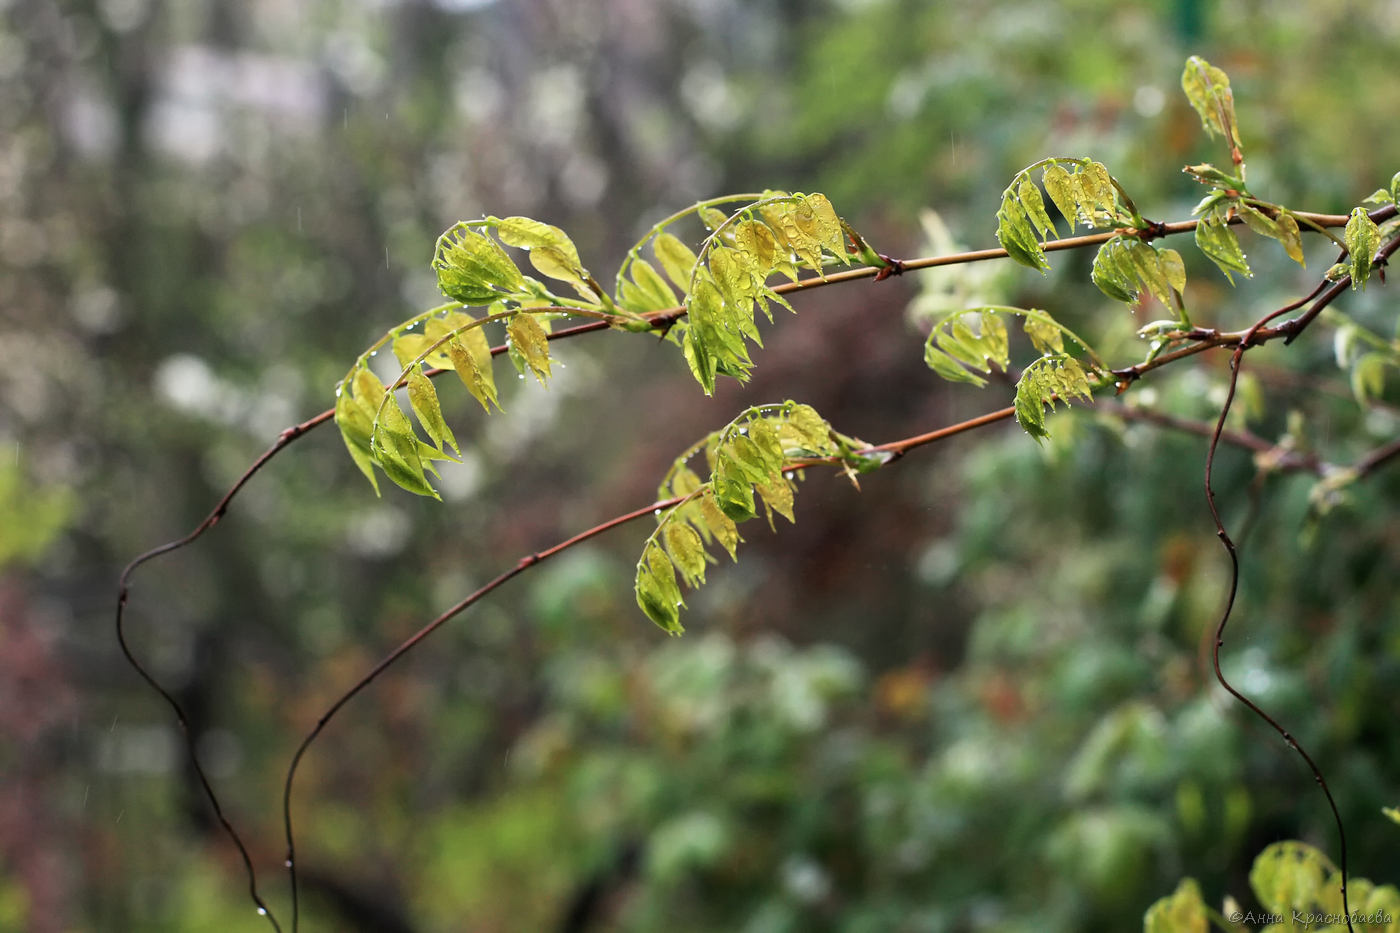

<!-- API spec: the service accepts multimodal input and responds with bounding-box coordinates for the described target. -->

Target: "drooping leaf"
[698,205,729,231]
[698,489,740,560]
[996,195,1048,271]
[1023,316,1065,355]
[506,313,552,384]
[1276,211,1305,266]
[663,521,708,587]
[372,395,440,499]
[335,384,380,495]
[1345,207,1381,290]
[1195,214,1251,283]
[1017,175,1056,240]
[1015,355,1093,442]
[636,540,684,634]
[406,366,459,456]
[755,475,795,527]
[1092,238,1139,303]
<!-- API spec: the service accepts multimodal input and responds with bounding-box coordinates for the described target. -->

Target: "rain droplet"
[284,859,293,868]
[653,509,662,516]
[257,907,267,916]
[518,373,525,379]
[369,350,378,357]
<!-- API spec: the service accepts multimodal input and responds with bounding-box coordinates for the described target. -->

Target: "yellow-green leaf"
[755,475,795,526]
[1018,176,1056,240]
[699,489,740,560]
[801,193,847,260]
[631,258,677,310]
[336,387,380,495]
[663,521,708,587]
[1195,215,1251,283]
[1346,207,1381,290]
[1042,163,1078,229]
[506,313,552,384]
[1277,212,1305,266]
[406,367,459,456]
[446,334,499,412]
[654,232,700,291]
[1024,316,1065,355]
[434,225,524,304]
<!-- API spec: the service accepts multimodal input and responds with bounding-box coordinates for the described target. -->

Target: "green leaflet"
[636,540,684,634]
[507,313,553,384]
[1345,207,1381,290]
[1181,56,1243,159]
[1090,237,1185,306]
[653,232,700,291]
[1014,355,1093,442]
[1194,213,1251,283]
[634,402,850,633]
[491,215,594,297]
[996,159,1135,270]
[433,225,525,304]
[650,192,857,395]
[335,386,380,496]
[406,366,459,457]
[923,307,1099,387]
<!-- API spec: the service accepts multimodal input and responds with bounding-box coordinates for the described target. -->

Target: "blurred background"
[3,0,1399,930]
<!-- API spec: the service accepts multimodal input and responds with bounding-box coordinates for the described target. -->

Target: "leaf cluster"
[333,216,606,497]
[922,305,1101,441]
[640,193,852,393]
[996,158,1137,271]
[635,402,843,634]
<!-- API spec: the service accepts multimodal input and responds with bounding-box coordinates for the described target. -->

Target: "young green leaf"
[1345,207,1381,290]
[698,489,740,560]
[635,540,684,634]
[1041,163,1078,229]
[506,313,552,384]
[996,196,1048,271]
[1181,56,1242,158]
[663,521,708,587]
[1014,355,1093,442]
[1091,238,1138,303]
[654,232,700,291]
[406,367,459,456]
[335,385,381,495]
[1276,212,1305,266]
[372,395,440,499]
[755,475,795,527]
[1195,214,1251,283]
[433,225,525,304]
[630,258,677,310]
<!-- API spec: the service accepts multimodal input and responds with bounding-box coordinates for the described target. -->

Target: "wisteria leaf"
[406,366,459,456]
[507,313,553,384]
[663,521,708,587]
[1345,207,1381,290]
[434,225,525,304]
[653,232,701,292]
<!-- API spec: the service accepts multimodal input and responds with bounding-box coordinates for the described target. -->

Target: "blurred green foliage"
[5,0,1400,931]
